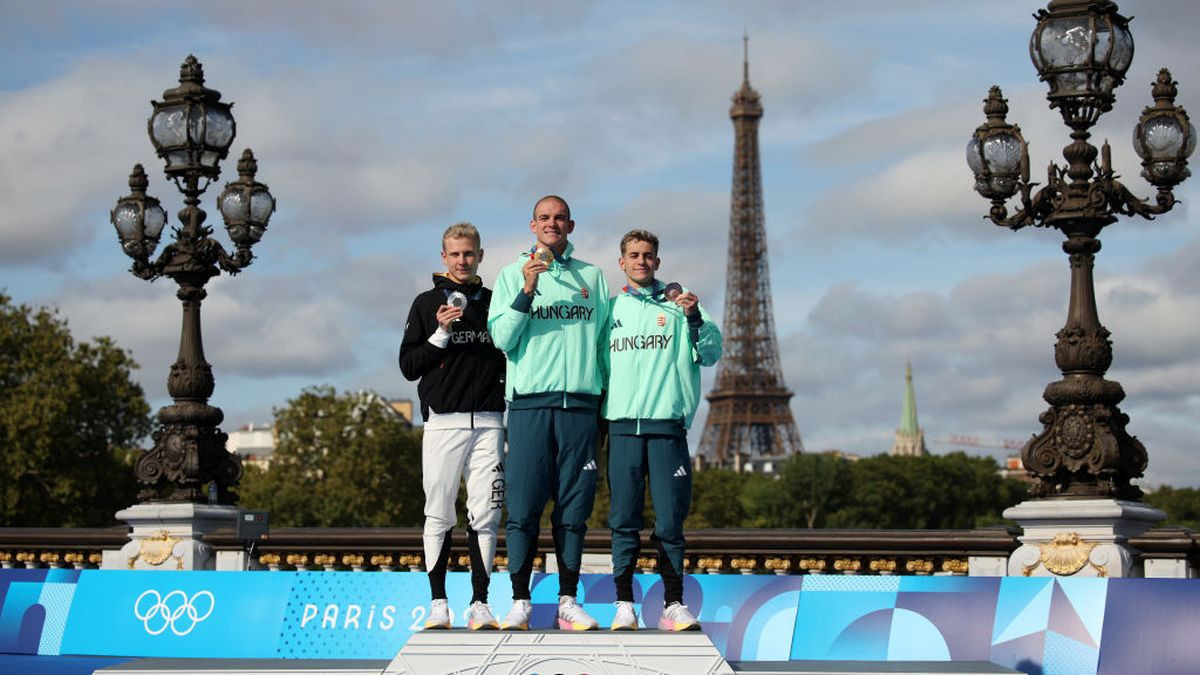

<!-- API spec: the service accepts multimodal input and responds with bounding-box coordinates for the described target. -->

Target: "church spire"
[891,362,928,456]
[900,361,919,434]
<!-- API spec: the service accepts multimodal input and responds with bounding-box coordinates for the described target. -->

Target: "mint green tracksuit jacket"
[602,283,722,430]
[487,242,609,405]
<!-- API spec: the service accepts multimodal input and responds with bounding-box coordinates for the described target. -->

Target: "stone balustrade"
[1,525,1195,577]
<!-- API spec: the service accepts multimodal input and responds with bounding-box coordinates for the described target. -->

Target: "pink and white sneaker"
[556,595,599,631]
[657,602,701,631]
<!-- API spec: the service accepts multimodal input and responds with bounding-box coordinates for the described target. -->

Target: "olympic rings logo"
[133,589,216,636]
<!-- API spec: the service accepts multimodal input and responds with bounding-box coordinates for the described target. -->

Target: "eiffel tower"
[696,39,804,472]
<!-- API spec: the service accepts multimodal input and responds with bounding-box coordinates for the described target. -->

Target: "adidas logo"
[612,319,623,329]
[494,462,504,473]
[583,460,597,471]
[673,465,688,478]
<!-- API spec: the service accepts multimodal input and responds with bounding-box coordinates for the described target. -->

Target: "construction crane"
[939,435,1025,452]
[934,435,1033,481]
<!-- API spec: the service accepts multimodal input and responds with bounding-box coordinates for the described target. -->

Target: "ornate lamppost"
[970,1,1195,578]
[110,56,276,507]
[968,1,1193,502]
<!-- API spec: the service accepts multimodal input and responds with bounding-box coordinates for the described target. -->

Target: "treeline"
[661,452,1028,531]
[241,388,1028,530]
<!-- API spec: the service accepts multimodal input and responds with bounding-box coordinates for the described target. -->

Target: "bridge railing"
[2,525,1194,577]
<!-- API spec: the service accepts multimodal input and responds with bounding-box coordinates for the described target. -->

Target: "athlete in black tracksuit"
[399,271,506,618]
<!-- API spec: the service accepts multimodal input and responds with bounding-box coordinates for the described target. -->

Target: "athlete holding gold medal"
[487,195,609,631]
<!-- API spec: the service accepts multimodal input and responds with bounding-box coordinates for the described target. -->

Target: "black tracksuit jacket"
[398,274,506,422]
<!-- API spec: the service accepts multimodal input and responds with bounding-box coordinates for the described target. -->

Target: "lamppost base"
[1003,498,1165,578]
[102,502,242,571]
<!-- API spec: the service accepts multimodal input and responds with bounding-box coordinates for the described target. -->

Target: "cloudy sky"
[2,0,1198,486]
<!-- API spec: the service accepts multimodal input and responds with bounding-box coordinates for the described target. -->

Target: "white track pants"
[422,426,505,574]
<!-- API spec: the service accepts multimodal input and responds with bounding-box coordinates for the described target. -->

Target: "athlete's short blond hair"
[442,222,481,250]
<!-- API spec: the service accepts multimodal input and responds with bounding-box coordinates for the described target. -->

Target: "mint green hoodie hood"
[487,242,609,405]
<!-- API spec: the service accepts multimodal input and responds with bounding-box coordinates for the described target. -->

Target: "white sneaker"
[501,599,532,630]
[556,595,599,631]
[657,602,700,631]
[467,601,499,630]
[425,599,450,629]
[611,601,638,631]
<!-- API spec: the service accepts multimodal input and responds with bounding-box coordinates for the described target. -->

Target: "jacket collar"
[432,273,483,293]
[621,279,664,298]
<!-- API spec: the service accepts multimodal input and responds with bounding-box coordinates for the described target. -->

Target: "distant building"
[890,363,929,457]
[735,454,782,475]
[226,423,276,469]
[1000,454,1035,484]
[343,392,414,428]
[389,399,414,425]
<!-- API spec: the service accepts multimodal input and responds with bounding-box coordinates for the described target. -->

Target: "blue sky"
[2,0,1198,486]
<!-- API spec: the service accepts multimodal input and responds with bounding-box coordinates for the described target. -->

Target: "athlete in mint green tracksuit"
[488,195,609,631]
[603,229,721,632]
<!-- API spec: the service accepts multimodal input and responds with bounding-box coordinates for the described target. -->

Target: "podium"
[384,629,735,675]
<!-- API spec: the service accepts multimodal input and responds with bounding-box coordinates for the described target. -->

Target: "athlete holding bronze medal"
[602,229,722,632]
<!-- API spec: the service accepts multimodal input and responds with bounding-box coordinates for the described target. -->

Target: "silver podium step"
[385,628,735,675]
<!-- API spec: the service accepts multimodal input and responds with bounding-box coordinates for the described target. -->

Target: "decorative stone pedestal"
[102,503,242,571]
[1004,499,1165,578]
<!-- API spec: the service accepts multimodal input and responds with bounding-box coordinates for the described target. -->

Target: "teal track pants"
[505,406,598,599]
[608,432,692,605]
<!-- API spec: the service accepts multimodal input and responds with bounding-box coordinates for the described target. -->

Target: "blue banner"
[60,571,294,658]
[2,568,1199,674]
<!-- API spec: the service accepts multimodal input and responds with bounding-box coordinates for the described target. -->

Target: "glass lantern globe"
[1029,0,1134,126]
[1133,69,1196,188]
[968,87,1028,201]
[218,149,275,248]
[111,164,168,260]
[148,55,236,178]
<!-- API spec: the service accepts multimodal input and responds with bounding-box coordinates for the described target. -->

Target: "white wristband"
[428,326,451,348]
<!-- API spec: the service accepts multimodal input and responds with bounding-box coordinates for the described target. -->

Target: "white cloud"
[0,58,162,265]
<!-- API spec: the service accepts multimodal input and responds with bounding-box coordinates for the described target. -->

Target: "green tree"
[745,453,853,528]
[686,468,755,528]
[238,386,423,527]
[0,293,151,526]
[829,452,1022,529]
[1144,486,1200,531]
